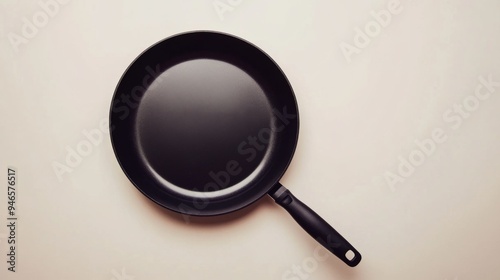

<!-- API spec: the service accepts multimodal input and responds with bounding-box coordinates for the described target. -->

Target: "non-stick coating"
[110,31,299,216]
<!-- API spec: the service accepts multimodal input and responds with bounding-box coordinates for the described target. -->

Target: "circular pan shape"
[110,31,299,216]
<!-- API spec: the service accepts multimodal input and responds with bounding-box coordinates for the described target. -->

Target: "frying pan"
[110,31,362,267]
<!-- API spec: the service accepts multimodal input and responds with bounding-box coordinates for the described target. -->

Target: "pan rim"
[109,30,300,216]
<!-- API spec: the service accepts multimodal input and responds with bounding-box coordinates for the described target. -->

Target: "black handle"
[269,183,362,267]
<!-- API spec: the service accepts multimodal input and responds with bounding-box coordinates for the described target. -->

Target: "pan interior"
[110,31,299,215]
[136,58,274,197]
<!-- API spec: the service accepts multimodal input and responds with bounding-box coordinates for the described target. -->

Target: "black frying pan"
[110,31,361,267]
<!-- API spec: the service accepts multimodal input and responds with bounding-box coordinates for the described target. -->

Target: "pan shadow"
[137,191,277,228]
[327,260,363,280]
[283,220,364,279]
[136,184,363,278]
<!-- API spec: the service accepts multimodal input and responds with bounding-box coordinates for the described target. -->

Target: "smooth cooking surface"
[136,58,272,193]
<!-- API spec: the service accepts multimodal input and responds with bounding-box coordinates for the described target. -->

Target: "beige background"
[1,0,500,279]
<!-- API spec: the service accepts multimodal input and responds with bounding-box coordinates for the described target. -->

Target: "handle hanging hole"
[345,250,355,261]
